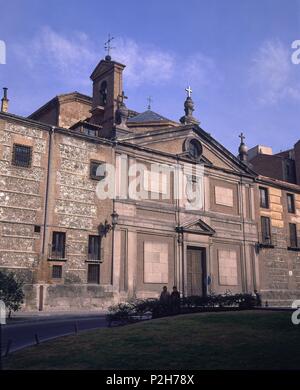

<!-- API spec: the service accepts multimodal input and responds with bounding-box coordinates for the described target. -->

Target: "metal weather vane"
[104,34,115,59]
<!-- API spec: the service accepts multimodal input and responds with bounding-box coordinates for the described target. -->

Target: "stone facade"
[0,55,300,310]
[255,180,300,306]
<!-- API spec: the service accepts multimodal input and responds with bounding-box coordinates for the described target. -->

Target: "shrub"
[106,292,258,325]
[0,270,25,317]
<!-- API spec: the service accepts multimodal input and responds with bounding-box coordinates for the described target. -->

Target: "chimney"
[1,87,9,112]
[90,57,126,138]
[293,140,300,184]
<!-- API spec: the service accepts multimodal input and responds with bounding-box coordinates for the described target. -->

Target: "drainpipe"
[38,126,54,311]
[42,126,55,255]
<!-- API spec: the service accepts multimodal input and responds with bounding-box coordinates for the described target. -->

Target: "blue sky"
[1,0,300,154]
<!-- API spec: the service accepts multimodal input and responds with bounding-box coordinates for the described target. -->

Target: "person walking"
[171,286,181,315]
[159,286,171,316]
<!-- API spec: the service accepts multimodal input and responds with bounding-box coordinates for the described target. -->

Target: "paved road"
[1,314,108,356]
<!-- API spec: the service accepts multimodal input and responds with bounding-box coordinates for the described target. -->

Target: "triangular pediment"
[176,219,216,236]
[118,124,256,177]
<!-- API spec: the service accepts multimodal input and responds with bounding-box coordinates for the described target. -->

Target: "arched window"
[99,81,108,106]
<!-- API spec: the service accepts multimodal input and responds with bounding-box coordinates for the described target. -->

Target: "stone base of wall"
[260,290,300,307]
[20,285,300,311]
[22,283,117,312]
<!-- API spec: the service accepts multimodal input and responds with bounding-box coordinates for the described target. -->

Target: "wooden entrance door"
[187,247,206,296]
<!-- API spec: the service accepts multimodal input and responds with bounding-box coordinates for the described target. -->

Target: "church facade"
[0,54,299,311]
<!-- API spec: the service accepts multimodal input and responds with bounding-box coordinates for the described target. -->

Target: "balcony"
[86,247,104,263]
[48,244,67,261]
[257,232,277,249]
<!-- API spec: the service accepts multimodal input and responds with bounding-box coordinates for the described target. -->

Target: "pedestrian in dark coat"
[159,286,171,315]
[171,286,181,314]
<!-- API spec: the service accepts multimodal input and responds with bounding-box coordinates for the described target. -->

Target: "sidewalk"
[6,309,108,326]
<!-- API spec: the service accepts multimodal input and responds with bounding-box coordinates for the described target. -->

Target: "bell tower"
[90,37,126,138]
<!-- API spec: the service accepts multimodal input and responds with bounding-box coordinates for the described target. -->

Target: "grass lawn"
[4,310,300,370]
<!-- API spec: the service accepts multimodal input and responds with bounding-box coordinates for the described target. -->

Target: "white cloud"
[114,38,175,87]
[183,53,220,85]
[249,39,300,105]
[13,27,98,87]
[13,27,218,94]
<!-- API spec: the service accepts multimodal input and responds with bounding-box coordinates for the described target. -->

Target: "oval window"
[188,139,202,160]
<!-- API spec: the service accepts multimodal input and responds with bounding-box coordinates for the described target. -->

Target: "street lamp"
[111,210,119,228]
[98,211,119,238]
[98,220,111,238]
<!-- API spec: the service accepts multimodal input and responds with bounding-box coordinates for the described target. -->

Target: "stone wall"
[0,116,116,311]
[0,118,49,305]
[258,185,300,306]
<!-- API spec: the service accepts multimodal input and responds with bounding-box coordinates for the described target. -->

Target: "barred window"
[87,264,100,284]
[289,223,298,248]
[12,144,32,167]
[88,235,101,260]
[52,265,62,279]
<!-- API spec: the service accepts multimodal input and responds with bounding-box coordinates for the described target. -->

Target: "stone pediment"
[176,219,215,236]
[118,124,256,177]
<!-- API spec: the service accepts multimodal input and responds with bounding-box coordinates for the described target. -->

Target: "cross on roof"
[185,86,193,98]
[104,34,115,58]
[117,91,128,105]
[147,96,153,110]
[239,132,245,144]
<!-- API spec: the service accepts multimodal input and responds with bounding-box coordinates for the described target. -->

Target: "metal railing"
[48,244,67,260]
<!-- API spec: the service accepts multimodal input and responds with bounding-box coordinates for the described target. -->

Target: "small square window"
[259,187,269,209]
[287,194,295,214]
[90,160,105,181]
[12,144,32,168]
[34,225,41,233]
[52,265,62,279]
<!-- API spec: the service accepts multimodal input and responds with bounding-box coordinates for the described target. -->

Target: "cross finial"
[185,86,193,98]
[104,34,115,60]
[239,132,245,144]
[147,96,153,110]
[117,90,128,105]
